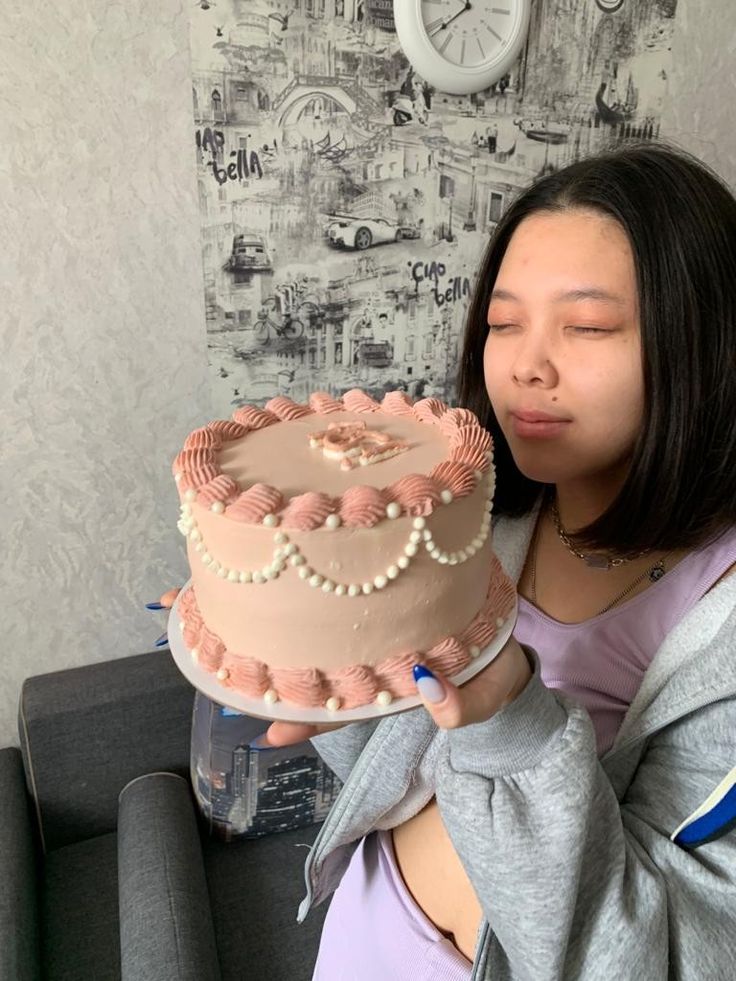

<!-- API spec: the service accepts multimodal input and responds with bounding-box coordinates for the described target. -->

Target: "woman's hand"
[414,634,532,730]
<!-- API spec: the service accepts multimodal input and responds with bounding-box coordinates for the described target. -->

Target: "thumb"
[413,664,464,729]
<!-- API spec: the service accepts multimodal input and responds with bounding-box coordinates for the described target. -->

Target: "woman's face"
[484,208,644,489]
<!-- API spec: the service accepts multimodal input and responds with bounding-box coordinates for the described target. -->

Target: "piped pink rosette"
[178,553,516,710]
[171,388,494,526]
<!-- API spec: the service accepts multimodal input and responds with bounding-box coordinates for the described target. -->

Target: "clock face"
[394,0,530,94]
[421,0,517,68]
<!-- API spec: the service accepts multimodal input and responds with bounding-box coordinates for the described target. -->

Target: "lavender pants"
[312,829,473,980]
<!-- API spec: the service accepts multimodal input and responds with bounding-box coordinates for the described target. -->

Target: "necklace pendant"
[649,563,666,582]
[583,553,611,570]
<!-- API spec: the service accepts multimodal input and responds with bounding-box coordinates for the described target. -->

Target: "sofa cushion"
[203,822,330,981]
[0,747,42,981]
[42,830,120,981]
[19,650,194,851]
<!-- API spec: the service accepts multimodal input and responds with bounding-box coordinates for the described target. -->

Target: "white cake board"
[168,585,518,724]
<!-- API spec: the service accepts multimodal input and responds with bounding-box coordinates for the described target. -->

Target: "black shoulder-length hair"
[458,140,736,555]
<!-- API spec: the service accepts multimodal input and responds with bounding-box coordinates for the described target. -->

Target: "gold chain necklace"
[533,503,672,617]
[550,500,649,570]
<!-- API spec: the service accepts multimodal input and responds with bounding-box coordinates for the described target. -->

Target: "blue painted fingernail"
[154,633,169,647]
[146,602,166,610]
[413,664,445,704]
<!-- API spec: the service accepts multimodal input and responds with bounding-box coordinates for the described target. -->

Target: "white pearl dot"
[469,645,481,659]
[362,582,374,595]
[239,571,252,583]
[448,554,458,565]
[441,489,453,504]
[322,579,334,593]
[335,584,346,596]
[299,566,312,580]
[284,543,297,556]
[181,504,192,516]
[291,554,306,566]
[375,690,392,707]
[191,647,200,663]
[472,537,484,550]
[422,529,432,541]
[409,530,422,544]
[397,556,410,569]
[264,567,279,580]
[264,689,278,704]
[272,560,286,573]
[438,554,449,564]
[227,570,239,582]
[466,545,476,557]
[216,667,229,681]
[386,565,399,579]
[211,562,221,575]
[217,566,229,578]
[348,584,360,597]
[325,514,341,530]
[413,517,426,530]
[404,543,418,557]
[386,502,401,519]
[430,548,441,559]
[211,501,225,514]
[194,542,204,553]
[473,470,484,481]
[309,573,324,588]
[263,513,278,527]
[184,489,197,502]
[174,472,182,483]
[201,552,212,565]
[253,571,266,583]
[326,696,341,712]
[274,531,289,545]
[374,575,387,589]
[495,616,505,628]
[189,528,201,542]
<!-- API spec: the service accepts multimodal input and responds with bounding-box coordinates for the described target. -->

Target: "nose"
[511,333,558,388]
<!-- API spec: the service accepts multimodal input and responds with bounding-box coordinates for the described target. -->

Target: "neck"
[553,471,628,533]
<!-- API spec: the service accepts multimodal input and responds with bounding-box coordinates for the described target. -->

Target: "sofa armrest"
[19,650,195,853]
[0,747,41,981]
[118,773,221,981]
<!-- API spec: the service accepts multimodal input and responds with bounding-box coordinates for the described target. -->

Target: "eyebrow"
[490,287,626,306]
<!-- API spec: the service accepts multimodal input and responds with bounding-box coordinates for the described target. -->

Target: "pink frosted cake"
[172,389,516,713]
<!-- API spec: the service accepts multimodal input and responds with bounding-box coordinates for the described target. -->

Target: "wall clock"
[393,0,532,96]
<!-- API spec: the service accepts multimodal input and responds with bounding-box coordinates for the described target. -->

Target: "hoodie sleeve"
[437,649,736,980]
[310,718,382,784]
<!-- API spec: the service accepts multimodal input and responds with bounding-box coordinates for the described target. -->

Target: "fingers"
[159,587,182,609]
[262,719,346,748]
[413,637,530,729]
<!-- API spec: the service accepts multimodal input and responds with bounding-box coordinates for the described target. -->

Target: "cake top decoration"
[308,420,409,471]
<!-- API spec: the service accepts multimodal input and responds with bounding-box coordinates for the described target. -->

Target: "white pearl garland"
[176,468,495,597]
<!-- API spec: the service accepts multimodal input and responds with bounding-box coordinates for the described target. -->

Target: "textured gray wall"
[1,0,734,749]
[1,0,211,748]
[660,0,736,188]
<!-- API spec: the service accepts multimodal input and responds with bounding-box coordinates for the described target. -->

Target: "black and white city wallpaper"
[187,0,678,415]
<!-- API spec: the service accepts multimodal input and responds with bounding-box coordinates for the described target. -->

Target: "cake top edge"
[172,388,494,529]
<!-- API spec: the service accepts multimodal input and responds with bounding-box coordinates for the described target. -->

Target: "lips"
[512,409,570,423]
[509,408,571,439]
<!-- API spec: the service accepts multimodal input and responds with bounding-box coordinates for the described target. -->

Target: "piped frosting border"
[172,389,493,529]
[177,554,517,712]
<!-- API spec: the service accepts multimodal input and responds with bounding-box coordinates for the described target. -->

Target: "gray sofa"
[1,649,332,981]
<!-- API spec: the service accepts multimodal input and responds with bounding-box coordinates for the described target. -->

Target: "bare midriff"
[391,797,482,963]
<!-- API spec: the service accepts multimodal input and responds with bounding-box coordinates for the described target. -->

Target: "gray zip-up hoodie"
[298,512,736,979]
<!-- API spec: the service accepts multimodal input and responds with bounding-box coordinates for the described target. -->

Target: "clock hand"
[427,0,472,38]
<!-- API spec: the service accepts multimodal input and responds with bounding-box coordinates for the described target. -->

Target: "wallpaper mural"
[187,0,679,415]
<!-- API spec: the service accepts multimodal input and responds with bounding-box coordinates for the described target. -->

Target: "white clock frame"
[393,0,532,96]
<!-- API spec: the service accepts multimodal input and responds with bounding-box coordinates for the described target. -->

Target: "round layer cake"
[172,388,516,712]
